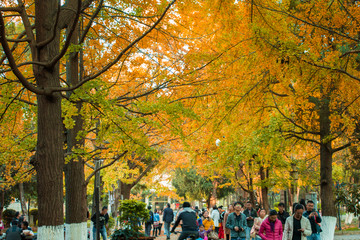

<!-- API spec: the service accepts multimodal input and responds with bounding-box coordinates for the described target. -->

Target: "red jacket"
[258,217,283,240]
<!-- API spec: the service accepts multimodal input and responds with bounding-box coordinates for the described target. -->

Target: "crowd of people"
[159,200,322,240]
[0,212,35,240]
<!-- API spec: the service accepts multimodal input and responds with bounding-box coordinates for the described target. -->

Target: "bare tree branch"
[0,12,45,95]
[47,0,177,93]
[46,0,82,69]
[85,150,128,185]
[0,7,21,12]
[284,133,321,145]
[79,0,104,44]
[332,142,351,153]
[17,0,36,55]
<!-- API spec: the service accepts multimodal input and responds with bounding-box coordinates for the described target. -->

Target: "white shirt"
[211,209,220,227]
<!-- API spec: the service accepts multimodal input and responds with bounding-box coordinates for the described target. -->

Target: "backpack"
[147,211,154,224]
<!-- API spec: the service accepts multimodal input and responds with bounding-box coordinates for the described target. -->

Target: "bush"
[112,200,149,240]
[29,209,38,226]
[106,217,115,233]
[118,200,149,233]
[2,209,16,227]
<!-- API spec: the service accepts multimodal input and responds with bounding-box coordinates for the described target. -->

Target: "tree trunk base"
[38,225,64,240]
[320,216,336,240]
[65,222,87,240]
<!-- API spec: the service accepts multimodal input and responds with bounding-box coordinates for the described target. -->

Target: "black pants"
[155,223,163,236]
[226,234,230,240]
[178,231,199,240]
[145,223,152,236]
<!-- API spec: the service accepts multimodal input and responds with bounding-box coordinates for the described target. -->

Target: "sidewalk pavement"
[334,234,360,240]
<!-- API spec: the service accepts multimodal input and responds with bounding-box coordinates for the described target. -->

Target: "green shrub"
[29,209,38,226]
[2,209,16,227]
[112,200,149,240]
[106,217,115,232]
[118,200,149,233]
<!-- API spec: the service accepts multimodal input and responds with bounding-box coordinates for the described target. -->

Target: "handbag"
[208,231,219,240]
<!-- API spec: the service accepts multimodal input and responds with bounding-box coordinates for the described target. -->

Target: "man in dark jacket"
[145,206,154,236]
[91,206,109,240]
[243,201,257,240]
[163,203,174,239]
[277,202,290,228]
[171,202,199,240]
[303,200,322,240]
[5,220,22,240]
[11,212,20,228]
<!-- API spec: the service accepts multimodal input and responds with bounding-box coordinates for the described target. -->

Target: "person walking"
[224,204,234,240]
[163,203,174,240]
[278,203,290,229]
[171,202,199,240]
[211,206,220,233]
[282,204,311,240]
[91,206,110,240]
[303,201,322,240]
[5,220,22,240]
[258,210,283,240]
[250,209,267,240]
[243,202,257,240]
[145,206,154,236]
[153,209,160,237]
[158,210,164,236]
[225,202,247,240]
[11,212,20,228]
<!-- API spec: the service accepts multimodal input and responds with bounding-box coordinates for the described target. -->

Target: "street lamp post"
[94,159,101,240]
[336,182,342,231]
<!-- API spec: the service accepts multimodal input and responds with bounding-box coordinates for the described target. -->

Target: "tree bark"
[120,182,133,200]
[34,1,64,238]
[19,182,27,215]
[319,97,336,217]
[0,190,4,219]
[259,166,270,212]
[64,18,87,239]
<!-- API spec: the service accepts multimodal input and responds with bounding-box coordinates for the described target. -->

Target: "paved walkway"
[155,232,360,240]
[334,234,360,240]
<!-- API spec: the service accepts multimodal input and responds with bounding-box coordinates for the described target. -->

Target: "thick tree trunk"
[64,16,88,240]
[120,182,133,200]
[206,196,211,209]
[19,182,27,215]
[0,190,4,219]
[319,98,336,217]
[259,167,270,212]
[34,1,64,238]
